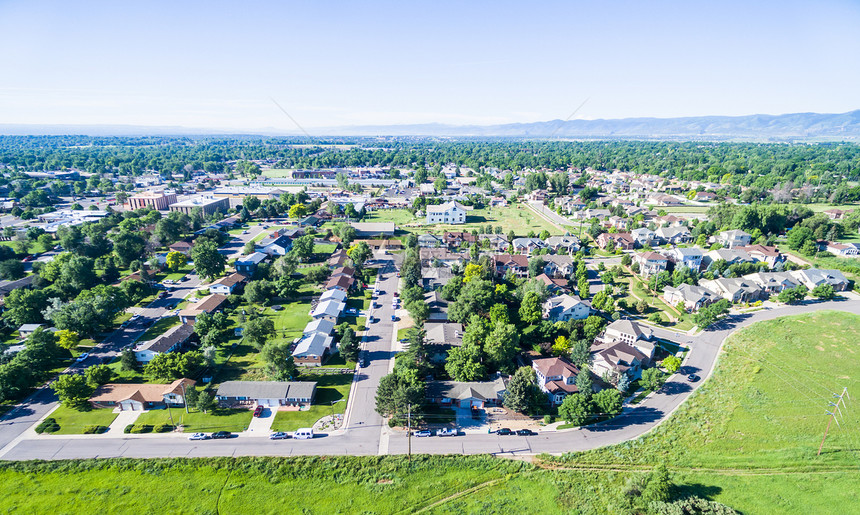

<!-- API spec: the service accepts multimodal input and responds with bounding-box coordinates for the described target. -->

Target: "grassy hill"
[0,311,857,513]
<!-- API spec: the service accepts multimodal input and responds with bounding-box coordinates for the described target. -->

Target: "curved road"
[1,288,858,460]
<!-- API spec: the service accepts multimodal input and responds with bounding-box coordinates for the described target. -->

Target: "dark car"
[496,427,513,436]
[687,374,701,382]
[516,429,537,436]
[253,405,264,417]
[211,431,232,439]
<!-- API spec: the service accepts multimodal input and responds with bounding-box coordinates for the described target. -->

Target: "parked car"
[414,430,432,437]
[437,427,456,437]
[391,315,397,322]
[496,428,513,436]
[188,432,210,440]
[687,374,701,382]
[253,405,264,417]
[269,432,289,440]
[211,431,232,439]
[516,429,537,436]
[75,353,89,363]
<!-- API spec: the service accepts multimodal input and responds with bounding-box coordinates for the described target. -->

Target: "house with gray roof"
[426,376,507,408]
[134,323,196,364]
[215,381,317,407]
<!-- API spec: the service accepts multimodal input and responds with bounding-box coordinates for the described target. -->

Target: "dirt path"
[532,458,860,476]
[410,478,507,514]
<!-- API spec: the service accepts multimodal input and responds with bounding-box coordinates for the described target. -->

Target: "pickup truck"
[437,427,456,437]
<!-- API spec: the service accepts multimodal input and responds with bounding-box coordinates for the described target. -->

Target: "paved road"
[0,272,202,453]
[3,290,858,460]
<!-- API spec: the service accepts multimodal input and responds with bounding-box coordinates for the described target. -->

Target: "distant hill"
[2,110,859,141]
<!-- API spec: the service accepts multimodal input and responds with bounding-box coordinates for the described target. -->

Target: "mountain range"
[2,110,859,141]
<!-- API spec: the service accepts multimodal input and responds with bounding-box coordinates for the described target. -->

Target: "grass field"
[137,316,180,341]
[365,203,563,237]
[135,407,254,433]
[48,406,118,434]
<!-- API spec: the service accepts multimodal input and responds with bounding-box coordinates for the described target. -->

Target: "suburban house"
[493,254,529,278]
[350,222,396,237]
[633,251,668,277]
[601,319,656,361]
[209,273,246,295]
[544,235,580,253]
[740,245,784,267]
[694,191,718,202]
[355,239,403,251]
[535,274,571,294]
[790,268,850,291]
[292,331,336,366]
[596,232,635,250]
[89,378,196,411]
[590,340,648,381]
[134,323,196,364]
[319,288,348,304]
[701,248,755,270]
[511,237,547,254]
[426,201,467,225]
[324,274,354,292]
[18,324,44,338]
[425,377,507,408]
[310,299,346,321]
[419,248,468,268]
[424,291,450,321]
[717,229,752,249]
[234,252,268,275]
[418,234,444,248]
[422,266,456,291]
[542,254,574,278]
[425,321,464,362]
[302,318,336,338]
[662,284,716,312]
[699,277,764,303]
[744,272,800,295]
[824,241,860,258]
[543,294,591,322]
[168,240,193,255]
[327,248,349,268]
[443,231,477,248]
[664,247,703,271]
[823,208,850,220]
[478,233,509,251]
[178,294,228,324]
[215,381,317,408]
[654,226,692,245]
[532,356,580,405]
[631,227,657,247]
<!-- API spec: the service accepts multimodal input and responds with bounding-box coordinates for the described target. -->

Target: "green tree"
[288,203,308,219]
[338,327,359,362]
[2,288,49,326]
[196,390,217,413]
[243,280,275,305]
[503,366,541,413]
[444,344,485,381]
[0,259,25,280]
[52,373,94,410]
[243,316,276,349]
[260,341,297,380]
[551,335,572,356]
[190,239,226,281]
[662,355,682,374]
[290,234,315,261]
[777,284,808,304]
[184,385,199,408]
[120,348,138,372]
[642,367,664,391]
[55,329,80,351]
[485,322,520,373]
[559,393,591,425]
[347,241,371,268]
[165,251,188,271]
[576,364,594,399]
[593,388,622,416]
[84,364,113,387]
[811,283,835,300]
[518,291,542,325]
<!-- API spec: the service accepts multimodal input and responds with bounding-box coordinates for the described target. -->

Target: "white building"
[426,201,467,224]
[542,294,591,322]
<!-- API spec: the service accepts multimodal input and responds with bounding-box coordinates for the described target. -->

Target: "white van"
[293,428,314,440]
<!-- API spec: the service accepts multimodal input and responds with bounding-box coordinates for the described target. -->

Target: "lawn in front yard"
[138,316,181,341]
[264,300,312,343]
[366,203,562,236]
[135,407,254,433]
[270,373,352,432]
[49,405,118,434]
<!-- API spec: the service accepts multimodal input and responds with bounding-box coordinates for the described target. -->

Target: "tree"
[648,312,663,324]
[662,355,682,374]
[288,203,308,219]
[3,288,49,326]
[338,327,359,362]
[518,291,542,325]
[551,335,572,356]
[154,218,182,246]
[485,322,520,373]
[84,364,113,387]
[260,341,297,380]
[593,388,622,417]
[196,390,217,413]
[777,284,808,304]
[190,239,226,281]
[0,259,24,280]
[570,340,590,368]
[616,374,631,393]
[641,463,672,504]
[445,344,485,381]
[528,257,546,278]
[621,253,632,266]
[144,351,204,380]
[112,231,146,266]
[503,366,541,413]
[52,373,94,410]
[347,241,371,268]
[244,280,275,305]
[120,348,138,372]
[642,367,664,391]
[576,364,593,399]
[55,329,80,351]
[290,234,315,261]
[811,283,835,300]
[243,240,256,255]
[244,317,276,349]
[559,393,591,425]
[578,276,591,300]
[165,251,188,271]
[184,385,199,408]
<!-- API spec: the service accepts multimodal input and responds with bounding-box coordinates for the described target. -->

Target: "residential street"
[3,292,857,460]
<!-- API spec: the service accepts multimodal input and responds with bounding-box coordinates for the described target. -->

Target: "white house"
[311,299,345,321]
[543,294,591,322]
[717,229,752,249]
[511,237,547,254]
[426,201,467,224]
[134,324,195,364]
[631,227,656,247]
[634,251,668,277]
[209,273,246,295]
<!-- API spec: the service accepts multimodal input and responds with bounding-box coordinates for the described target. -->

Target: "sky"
[1,0,859,132]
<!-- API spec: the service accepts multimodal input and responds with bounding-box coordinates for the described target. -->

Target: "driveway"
[245,408,275,436]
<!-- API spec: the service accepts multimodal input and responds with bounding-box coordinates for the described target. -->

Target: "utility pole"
[818,387,848,456]
[407,403,412,464]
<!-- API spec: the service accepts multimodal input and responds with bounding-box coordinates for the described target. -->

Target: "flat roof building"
[128,190,177,211]
[169,196,230,217]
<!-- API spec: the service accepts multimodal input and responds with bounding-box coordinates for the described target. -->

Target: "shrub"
[129,424,153,434]
[35,418,60,434]
[82,425,108,434]
[543,414,554,424]
[124,424,134,434]
[154,423,175,433]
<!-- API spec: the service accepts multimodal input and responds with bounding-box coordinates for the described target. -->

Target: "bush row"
[35,418,60,434]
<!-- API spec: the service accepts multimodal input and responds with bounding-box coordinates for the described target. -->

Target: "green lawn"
[135,407,254,433]
[365,203,563,237]
[270,373,352,432]
[48,405,118,434]
[265,300,312,343]
[137,316,180,341]
[546,310,860,513]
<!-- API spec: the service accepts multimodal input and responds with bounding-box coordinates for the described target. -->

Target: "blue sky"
[1,0,858,131]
